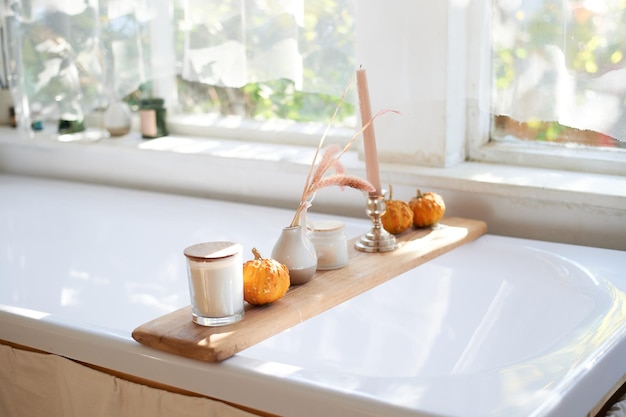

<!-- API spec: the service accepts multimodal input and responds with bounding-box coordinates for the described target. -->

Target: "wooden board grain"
[132,217,487,362]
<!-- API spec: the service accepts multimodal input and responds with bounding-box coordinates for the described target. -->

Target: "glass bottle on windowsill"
[58,100,86,135]
[139,98,168,139]
[104,100,132,137]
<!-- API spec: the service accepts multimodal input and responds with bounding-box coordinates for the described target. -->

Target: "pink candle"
[356,68,382,196]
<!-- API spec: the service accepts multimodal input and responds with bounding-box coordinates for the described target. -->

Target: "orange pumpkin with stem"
[409,189,446,228]
[243,248,290,305]
[381,185,413,234]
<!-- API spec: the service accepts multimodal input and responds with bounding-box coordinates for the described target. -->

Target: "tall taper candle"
[356,68,382,196]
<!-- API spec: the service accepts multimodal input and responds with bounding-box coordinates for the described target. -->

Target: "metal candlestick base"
[355,192,399,253]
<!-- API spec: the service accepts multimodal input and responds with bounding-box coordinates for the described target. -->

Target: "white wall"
[1,130,624,251]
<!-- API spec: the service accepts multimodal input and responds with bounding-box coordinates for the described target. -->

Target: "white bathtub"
[1,174,626,417]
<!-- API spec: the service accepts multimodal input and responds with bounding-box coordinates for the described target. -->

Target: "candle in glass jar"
[308,220,348,270]
[184,242,244,327]
[356,67,382,196]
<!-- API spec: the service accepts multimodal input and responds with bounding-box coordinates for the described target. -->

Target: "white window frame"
[153,0,469,168]
[465,0,626,177]
[152,0,625,175]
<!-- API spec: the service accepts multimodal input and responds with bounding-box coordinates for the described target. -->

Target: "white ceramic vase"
[271,224,318,285]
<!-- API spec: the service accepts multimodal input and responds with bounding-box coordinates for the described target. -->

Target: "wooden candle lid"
[183,242,242,262]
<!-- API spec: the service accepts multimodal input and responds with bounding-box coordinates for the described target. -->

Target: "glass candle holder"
[308,220,348,270]
[184,242,244,327]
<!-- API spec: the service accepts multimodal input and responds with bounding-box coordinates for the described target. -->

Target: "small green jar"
[139,98,168,139]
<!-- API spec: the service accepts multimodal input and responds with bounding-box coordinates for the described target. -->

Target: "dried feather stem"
[299,79,354,205]
[289,107,400,228]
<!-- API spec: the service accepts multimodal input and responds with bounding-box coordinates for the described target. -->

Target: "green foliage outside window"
[492,0,626,148]
[172,0,356,125]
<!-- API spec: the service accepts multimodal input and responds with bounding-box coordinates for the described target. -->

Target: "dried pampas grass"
[289,79,399,228]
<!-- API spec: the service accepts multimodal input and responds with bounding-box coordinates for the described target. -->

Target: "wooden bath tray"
[132,217,487,362]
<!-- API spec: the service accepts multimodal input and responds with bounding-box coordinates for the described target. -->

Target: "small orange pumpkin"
[381,185,413,235]
[243,248,290,305]
[409,189,446,228]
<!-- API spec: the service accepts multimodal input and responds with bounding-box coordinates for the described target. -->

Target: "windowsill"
[0,126,624,250]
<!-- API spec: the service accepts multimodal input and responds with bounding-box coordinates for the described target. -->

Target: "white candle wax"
[308,220,348,270]
[184,242,244,326]
[356,68,382,196]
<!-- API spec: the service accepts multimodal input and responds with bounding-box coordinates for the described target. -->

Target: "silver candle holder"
[355,191,399,253]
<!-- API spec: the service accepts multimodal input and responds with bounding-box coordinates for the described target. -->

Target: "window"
[477,0,626,175]
[3,0,356,146]
[492,0,625,149]
[0,1,623,252]
[1,1,624,176]
[170,1,356,122]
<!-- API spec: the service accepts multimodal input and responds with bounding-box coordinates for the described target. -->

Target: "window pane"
[3,0,356,135]
[172,0,356,125]
[5,0,105,124]
[492,0,626,149]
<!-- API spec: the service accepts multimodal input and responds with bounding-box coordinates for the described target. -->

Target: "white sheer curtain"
[492,0,626,142]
